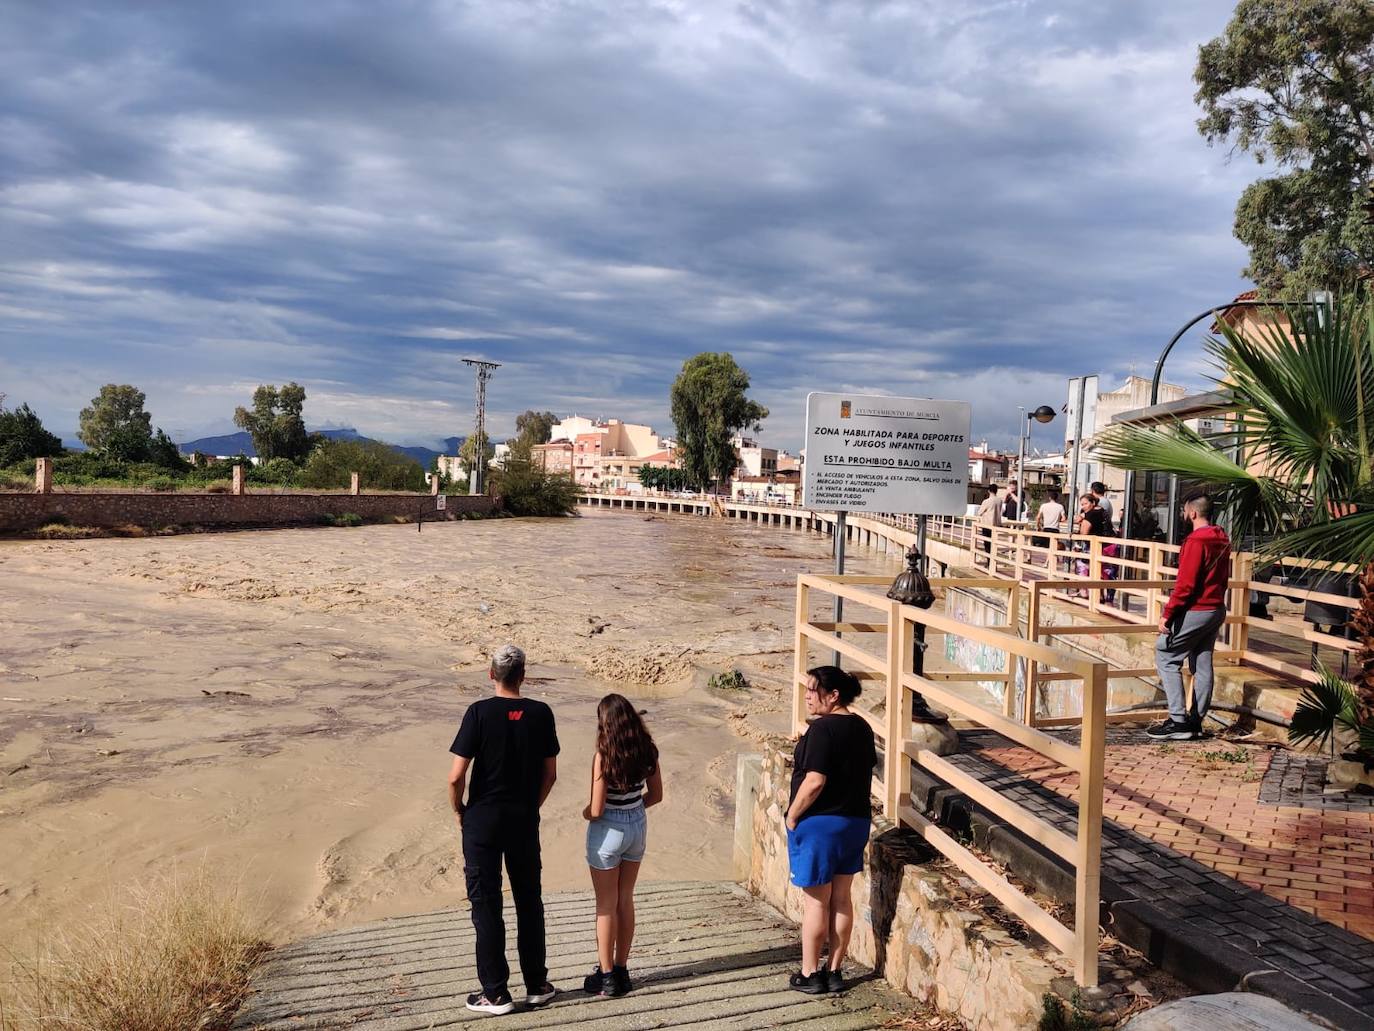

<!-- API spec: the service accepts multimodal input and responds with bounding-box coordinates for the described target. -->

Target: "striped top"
[604,778,648,811]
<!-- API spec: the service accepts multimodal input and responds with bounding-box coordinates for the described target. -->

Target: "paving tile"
[955,730,1374,1021]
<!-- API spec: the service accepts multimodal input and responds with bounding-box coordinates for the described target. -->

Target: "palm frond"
[1093,421,1290,543]
[1359,722,1374,761]
[1265,508,1374,568]
[1289,667,1360,751]
[1208,302,1372,506]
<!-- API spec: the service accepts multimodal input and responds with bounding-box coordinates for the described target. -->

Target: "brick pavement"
[947,731,1374,1021]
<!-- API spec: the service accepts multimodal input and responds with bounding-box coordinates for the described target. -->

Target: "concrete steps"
[231,881,909,1030]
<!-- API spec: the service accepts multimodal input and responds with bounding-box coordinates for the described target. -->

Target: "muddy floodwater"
[0,509,899,943]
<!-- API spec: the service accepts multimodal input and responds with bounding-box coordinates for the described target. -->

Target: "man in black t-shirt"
[447,644,560,1015]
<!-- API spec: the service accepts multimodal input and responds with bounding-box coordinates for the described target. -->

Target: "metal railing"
[793,573,1107,987]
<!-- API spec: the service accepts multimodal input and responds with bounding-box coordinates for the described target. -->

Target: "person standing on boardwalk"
[581,694,664,998]
[447,644,560,1015]
[976,485,1002,558]
[784,666,877,996]
[1147,496,1231,742]
[1002,480,1021,522]
[1091,481,1115,531]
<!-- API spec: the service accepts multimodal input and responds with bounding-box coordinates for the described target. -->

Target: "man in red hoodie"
[1147,495,1231,741]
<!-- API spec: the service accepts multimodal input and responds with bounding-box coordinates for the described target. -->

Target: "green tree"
[459,430,496,483]
[638,465,687,492]
[1095,298,1374,757]
[507,410,557,461]
[669,353,768,491]
[0,402,64,467]
[78,384,154,460]
[299,438,424,492]
[233,383,309,462]
[147,428,188,470]
[491,456,581,516]
[1195,0,1374,294]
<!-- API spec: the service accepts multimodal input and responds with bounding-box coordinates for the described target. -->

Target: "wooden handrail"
[791,574,1107,985]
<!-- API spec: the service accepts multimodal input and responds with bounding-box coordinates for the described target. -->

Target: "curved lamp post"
[1016,405,1057,517]
[1123,296,1325,541]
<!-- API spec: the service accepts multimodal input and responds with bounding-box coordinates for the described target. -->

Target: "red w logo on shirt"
[507,710,524,721]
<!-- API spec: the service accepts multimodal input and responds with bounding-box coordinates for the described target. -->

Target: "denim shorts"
[586,806,647,870]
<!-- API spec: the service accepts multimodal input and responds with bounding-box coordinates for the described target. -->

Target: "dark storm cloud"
[0,0,1256,450]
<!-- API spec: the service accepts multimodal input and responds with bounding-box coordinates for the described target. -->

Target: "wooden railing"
[903,515,1360,688]
[583,495,1361,690]
[793,572,1107,987]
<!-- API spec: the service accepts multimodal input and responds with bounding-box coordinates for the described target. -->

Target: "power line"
[461,358,500,494]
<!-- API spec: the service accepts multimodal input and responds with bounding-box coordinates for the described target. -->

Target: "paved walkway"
[232,881,908,1030]
[952,731,1374,1025]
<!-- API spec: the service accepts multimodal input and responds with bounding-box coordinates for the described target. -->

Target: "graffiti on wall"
[942,589,1025,712]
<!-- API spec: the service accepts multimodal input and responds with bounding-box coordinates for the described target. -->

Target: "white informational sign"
[802,392,971,514]
[1064,375,1098,448]
[436,494,447,511]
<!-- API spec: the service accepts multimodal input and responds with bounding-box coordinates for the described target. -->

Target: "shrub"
[708,668,751,692]
[490,458,581,516]
[299,439,423,492]
[0,870,267,1031]
[248,458,299,487]
[145,476,176,492]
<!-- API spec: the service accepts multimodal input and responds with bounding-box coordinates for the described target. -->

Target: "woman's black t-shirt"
[789,713,878,821]
[1080,507,1110,536]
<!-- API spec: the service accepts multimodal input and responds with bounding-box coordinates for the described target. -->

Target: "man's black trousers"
[461,805,546,999]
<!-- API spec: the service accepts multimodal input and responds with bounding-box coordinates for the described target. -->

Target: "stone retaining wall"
[0,490,497,532]
[737,744,1070,1029]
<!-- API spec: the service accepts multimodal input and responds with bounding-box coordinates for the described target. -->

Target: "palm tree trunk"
[1355,563,1374,731]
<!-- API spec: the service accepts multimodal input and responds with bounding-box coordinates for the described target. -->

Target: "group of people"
[443,644,879,1014]
[976,480,1121,592]
[445,496,1232,1013]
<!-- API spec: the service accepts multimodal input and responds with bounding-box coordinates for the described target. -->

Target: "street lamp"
[887,547,948,724]
[1016,405,1057,518]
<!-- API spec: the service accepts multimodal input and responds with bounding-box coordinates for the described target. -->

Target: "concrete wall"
[0,490,497,532]
[739,743,1068,1030]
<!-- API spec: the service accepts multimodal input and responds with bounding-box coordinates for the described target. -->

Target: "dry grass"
[0,871,269,1031]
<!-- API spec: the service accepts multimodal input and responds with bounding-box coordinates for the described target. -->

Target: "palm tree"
[1095,297,1374,759]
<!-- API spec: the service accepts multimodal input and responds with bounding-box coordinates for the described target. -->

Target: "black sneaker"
[584,966,624,998]
[826,969,844,993]
[1146,719,1196,741]
[465,992,515,1015]
[525,982,557,1007]
[612,965,633,994]
[788,970,829,995]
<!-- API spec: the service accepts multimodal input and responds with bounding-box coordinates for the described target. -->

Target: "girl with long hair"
[582,693,663,997]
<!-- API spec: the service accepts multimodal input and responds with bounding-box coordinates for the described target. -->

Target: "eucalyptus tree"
[669,353,768,492]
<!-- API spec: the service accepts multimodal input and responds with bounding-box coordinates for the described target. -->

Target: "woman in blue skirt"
[784,665,877,995]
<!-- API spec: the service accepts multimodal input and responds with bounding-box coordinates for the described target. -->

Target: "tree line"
[0,383,423,492]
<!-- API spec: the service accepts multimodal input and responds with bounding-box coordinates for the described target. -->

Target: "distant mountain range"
[178,428,462,468]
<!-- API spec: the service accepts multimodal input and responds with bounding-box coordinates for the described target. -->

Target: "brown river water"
[0,508,900,943]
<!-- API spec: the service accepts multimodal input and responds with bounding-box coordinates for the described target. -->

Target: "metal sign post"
[833,510,847,665]
[1064,375,1092,561]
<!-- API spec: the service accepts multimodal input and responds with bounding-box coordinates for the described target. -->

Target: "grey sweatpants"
[1155,607,1226,723]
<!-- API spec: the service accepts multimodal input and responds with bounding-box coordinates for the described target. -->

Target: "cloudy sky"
[0,0,1258,454]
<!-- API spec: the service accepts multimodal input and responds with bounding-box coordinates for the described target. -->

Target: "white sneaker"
[466,992,515,1015]
[525,983,558,1007]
